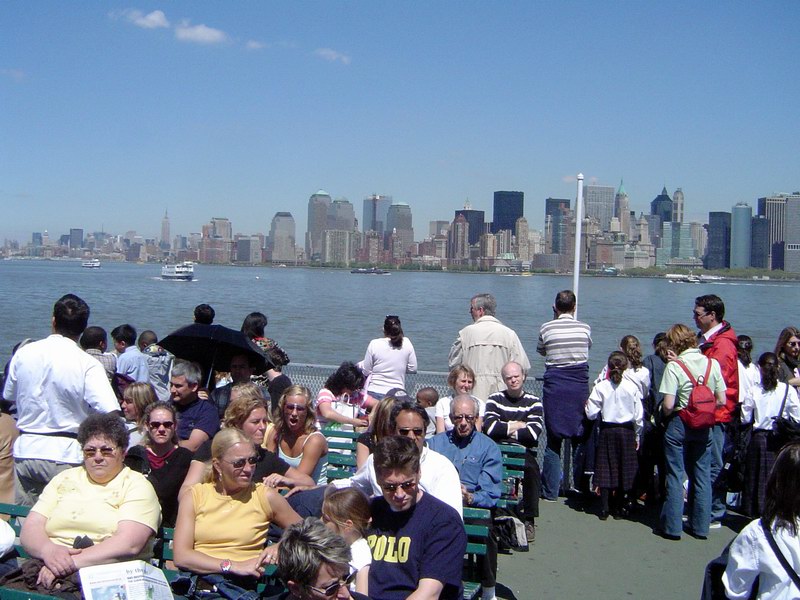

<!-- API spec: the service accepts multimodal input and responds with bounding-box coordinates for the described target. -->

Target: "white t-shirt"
[362,337,417,395]
[349,537,371,578]
[434,395,485,432]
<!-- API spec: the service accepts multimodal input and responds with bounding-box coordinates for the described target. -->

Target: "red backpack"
[674,359,717,429]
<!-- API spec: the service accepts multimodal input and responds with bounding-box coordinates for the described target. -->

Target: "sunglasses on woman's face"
[148,421,174,430]
[285,403,308,413]
[224,456,259,470]
[306,571,357,597]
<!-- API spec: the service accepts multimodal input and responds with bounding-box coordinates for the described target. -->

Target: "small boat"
[350,267,390,275]
[669,274,701,284]
[81,259,101,269]
[162,261,194,281]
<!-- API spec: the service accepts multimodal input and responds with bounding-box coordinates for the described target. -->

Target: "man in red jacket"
[693,294,738,528]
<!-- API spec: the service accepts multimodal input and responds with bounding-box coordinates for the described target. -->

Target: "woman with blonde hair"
[657,323,726,540]
[266,386,328,485]
[355,395,397,469]
[435,364,484,433]
[120,382,157,447]
[179,384,314,499]
[174,428,301,591]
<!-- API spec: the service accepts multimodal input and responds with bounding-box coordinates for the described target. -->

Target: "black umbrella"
[159,323,271,386]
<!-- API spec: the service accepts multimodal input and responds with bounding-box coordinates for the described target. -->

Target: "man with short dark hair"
[111,323,149,383]
[537,289,592,502]
[429,394,502,600]
[170,360,220,452]
[210,352,265,419]
[3,294,119,505]
[448,293,530,401]
[693,294,738,528]
[368,435,467,600]
[193,304,215,325]
[137,330,173,402]
[485,361,544,543]
[79,325,116,382]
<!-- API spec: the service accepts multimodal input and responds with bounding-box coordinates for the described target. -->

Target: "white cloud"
[314,48,351,65]
[112,9,170,29]
[175,20,228,45]
[0,69,25,82]
[246,40,266,50]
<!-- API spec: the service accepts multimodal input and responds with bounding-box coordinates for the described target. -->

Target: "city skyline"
[2,2,798,241]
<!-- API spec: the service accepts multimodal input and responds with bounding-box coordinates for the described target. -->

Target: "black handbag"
[770,385,800,448]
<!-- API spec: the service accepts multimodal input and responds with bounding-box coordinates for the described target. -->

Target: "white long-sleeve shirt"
[585,377,644,438]
[741,382,800,431]
[724,518,800,600]
[362,337,417,395]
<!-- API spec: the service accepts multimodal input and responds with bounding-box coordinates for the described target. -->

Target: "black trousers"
[479,509,498,587]
[522,449,541,521]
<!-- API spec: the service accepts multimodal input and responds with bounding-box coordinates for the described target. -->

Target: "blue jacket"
[428,429,502,508]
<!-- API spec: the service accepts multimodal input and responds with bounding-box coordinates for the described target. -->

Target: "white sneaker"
[709,521,722,529]
[682,515,688,522]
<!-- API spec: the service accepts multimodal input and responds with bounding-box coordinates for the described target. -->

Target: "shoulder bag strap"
[760,518,800,590]
[701,358,713,386]
[673,360,698,387]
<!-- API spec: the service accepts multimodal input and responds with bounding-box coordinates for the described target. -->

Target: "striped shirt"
[484,390,544,449]
[537,313,592,367]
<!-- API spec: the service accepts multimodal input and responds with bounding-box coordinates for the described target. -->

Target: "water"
[1,260,798,377]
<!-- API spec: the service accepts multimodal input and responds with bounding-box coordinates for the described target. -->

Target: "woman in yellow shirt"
[174,428,301,588]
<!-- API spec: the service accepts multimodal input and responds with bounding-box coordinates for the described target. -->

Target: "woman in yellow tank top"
[174,428,301,587]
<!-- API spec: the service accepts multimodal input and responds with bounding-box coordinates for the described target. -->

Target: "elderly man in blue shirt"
[429,394,502,600]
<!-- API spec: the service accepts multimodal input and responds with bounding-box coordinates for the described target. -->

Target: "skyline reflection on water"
[1,260,797,378]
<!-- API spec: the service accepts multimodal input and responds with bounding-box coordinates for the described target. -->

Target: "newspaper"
[79,559,172,600]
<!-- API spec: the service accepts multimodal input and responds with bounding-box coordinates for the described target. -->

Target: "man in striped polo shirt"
[537,290,592,502]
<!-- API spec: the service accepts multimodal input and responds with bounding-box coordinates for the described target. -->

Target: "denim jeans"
[709,423,727,522]
[660,416,713,537]
[541,432,582,500]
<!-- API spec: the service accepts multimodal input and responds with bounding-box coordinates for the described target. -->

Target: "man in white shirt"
[3,294,119,505]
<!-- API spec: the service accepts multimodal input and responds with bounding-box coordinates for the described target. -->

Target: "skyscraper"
[492,191,524,234]
[784,197,800,273]
[545,198,570,254]
[650,187,673,224]
[455,202,485,246]
[751,215,770,269]
[448,214,470,260]
[614,181,630,239]
[69,228,84,249]
[362,194,392,235]
[386,203,414,253]
[269,212,296,262]
[758,193,800,269]
[515,217,530,261]
[429,220,450,237]
[730,203,752,269]
[584,185,615,232]
[305,190,332,259]
[704,212,731,269]
[328,199,356,231]
[672,188,684,223]
[210,217,232,240]
[160,210,170,250]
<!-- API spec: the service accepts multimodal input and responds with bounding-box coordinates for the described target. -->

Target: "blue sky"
[2,2,798,243]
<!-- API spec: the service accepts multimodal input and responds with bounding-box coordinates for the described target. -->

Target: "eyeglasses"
[693,310,708,318]
[148,421,174,429]
[379,479,418,493]
[451,414,476,422]
[285,403,308,413]
[223,456,259,469]
[306,572,357,597]
[83,446,117,458]
[397,427,425,437]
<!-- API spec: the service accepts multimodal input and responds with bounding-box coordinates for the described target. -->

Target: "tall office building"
[704,211,731,269]
[328,199,356,231]
[269,212,296,262]
[614,181,630,238]
[362,194,392,235]
[650,187,673,225]
[515,217,530,261]
[758,193,800,269]
[305,190,332,259]
[448,214,470,260]
[492,191,524,234]
[236,236,262,264]
[690,222,707,259]
[751,215,770,269]
[672,188,685,223]
[210,217,232,240]
[655,222,696,267]
[455,202,485,246]
[584,185,615,232]
[321,230,355,265]
[69,228,84,249]
[730,203,752,269]
[386,203,414,253]
[784,197,800,273]
[545,198,570,254]
[429,220,450,237]
[160,210,170,250]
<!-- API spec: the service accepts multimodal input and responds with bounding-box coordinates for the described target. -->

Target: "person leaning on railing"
[19,413,160,594]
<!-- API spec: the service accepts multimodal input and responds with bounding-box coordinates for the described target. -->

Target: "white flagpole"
[572,173,584,318]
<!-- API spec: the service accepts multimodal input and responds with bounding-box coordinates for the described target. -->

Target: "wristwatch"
[220,559,232,573]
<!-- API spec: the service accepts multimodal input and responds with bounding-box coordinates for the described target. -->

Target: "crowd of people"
[0,290,799,599]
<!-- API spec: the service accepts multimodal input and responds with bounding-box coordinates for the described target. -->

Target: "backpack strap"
[778,384,790,420]
[674,360,699,387]
[701,358,712,386]
[760,518,800,591]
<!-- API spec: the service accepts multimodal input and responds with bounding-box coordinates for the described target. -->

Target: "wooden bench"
[0,503,55,600]
[462,506,491,600]
[498,443,527,509]
[321,428,360,454]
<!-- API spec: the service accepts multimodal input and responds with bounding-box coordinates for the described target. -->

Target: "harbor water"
[1,260,798,376]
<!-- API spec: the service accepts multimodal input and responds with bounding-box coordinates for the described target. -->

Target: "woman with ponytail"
[741,352,800,517]
[362,315,417,400]
[586,351,644,520]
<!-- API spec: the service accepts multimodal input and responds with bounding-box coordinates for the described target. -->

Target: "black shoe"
[685,527,708,540]
[654,528,681,541]
[598,510,609,521]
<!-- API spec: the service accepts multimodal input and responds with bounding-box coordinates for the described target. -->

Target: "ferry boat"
[161,261,194,281]
[81,259,101,269]
[350,267,389,275]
